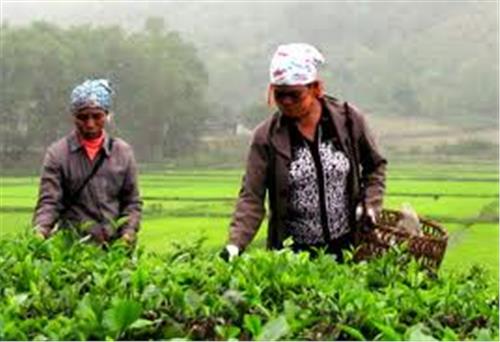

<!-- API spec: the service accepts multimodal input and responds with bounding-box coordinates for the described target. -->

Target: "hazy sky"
[2,1,497,119]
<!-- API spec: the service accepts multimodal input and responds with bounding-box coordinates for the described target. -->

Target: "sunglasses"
[74,112,106,122]
[274,90,307,102]
[273,83,316,103]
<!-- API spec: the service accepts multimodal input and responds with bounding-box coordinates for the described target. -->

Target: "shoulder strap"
[71,137,114,201]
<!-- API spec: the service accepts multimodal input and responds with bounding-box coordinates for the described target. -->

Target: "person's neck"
[296,99,322,141]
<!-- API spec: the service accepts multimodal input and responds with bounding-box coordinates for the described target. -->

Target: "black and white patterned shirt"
[285,109,351,245]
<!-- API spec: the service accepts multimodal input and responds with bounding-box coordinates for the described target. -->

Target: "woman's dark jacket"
[228,96,387,250]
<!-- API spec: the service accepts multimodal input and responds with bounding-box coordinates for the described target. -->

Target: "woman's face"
[273,82,319,119]
[73,107,107,139]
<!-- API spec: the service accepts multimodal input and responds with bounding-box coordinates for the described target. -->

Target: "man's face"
[73,107,107,139]
[273,83,318,119]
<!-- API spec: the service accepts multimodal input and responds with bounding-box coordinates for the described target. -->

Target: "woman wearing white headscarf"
[221,43,386,261]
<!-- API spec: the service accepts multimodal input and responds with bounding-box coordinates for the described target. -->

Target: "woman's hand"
[121,231,136,245]
[219,244,239,262]
[355,204,377,231]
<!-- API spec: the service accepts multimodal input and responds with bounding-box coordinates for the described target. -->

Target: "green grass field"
[1,162,498,291]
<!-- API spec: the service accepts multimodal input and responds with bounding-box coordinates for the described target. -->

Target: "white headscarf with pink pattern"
[269,43,325,86]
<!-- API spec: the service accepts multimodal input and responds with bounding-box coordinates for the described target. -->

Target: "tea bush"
[0,230,498,340]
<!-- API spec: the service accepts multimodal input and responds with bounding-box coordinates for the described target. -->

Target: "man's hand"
[219,244,239,262]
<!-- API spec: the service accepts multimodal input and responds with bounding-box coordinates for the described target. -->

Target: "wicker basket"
[354,209,449,269]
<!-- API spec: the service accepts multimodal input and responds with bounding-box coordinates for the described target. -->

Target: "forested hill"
[3,2,497,127]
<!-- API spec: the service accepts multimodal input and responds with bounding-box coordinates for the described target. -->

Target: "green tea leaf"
[256,315,290,341]
[33,334,48,341]
[372,321,401,340]
[243,314,262,337]
[129,318,154,330]
[13,293,29,306]
[441,327,458,341]
[215,325,240,339]
[284,300,298,320]
[337,323,366,341]
[405,324,437,341]
[103,299,142,338]
[473,328,492,341]
[132,266,149,293]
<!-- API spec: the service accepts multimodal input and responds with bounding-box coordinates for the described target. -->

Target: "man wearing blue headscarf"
[33,79,142,245]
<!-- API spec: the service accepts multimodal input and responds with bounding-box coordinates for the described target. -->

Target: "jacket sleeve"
[351,104,387,214]
[118,147,142,236]
[228,127,269,250]
[33,146,64,235]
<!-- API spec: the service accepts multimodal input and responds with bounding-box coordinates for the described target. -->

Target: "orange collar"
[79,133,105,160]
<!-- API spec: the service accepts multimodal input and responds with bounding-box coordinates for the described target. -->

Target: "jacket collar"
[270,96,349,160]
[67,130,112,157]
[322,96,350,154]
[270,113,292,160]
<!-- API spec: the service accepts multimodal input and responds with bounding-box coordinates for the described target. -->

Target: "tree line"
[1,18,209,167]
[1,5,498,169]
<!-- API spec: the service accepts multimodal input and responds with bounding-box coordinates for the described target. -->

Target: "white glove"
[227,244,239,260]
[221,244,240,262]
[355,204,377,225]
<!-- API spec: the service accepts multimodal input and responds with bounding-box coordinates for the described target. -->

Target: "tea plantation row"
[0,230,498,340]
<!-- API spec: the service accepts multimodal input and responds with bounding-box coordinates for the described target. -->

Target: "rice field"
[0,161,498,290]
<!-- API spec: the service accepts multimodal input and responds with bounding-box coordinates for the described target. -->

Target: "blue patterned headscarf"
[70,79,113,112]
